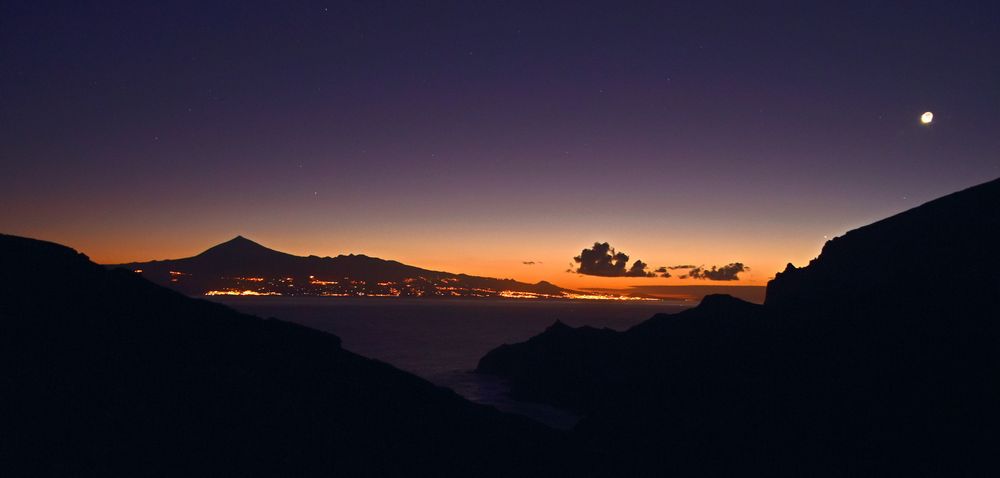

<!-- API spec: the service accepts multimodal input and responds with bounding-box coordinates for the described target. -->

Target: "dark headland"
[477,177,1000,476]
[0,234,575,476]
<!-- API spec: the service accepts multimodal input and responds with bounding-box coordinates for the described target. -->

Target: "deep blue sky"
[2,1,998,287]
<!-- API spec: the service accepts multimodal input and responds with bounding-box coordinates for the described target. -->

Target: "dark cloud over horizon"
[654,266,671,278]
[572,242,655,278]
[688,263,748,281]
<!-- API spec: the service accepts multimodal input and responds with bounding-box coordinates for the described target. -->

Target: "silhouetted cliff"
[0,234,571,476]
[766,178,1000,309]
[477,178,1000,476]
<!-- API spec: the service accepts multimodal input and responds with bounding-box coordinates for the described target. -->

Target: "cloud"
[572,242,655,278]
[629,260,655,277]
[654,266,672,278]
[687,263,748,281]
[667,264,697,270]
[522,261,541,265]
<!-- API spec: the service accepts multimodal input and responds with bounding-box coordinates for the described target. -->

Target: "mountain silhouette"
[113,237,574,297]
[477,177,1000,476]
[195,235,298,264]
[0,234,579,476]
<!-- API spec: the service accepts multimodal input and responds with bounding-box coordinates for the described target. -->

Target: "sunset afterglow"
[3,4,994,292]
[3,1,998,475]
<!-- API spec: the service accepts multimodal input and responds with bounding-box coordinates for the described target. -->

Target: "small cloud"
[572,242,655,278]
[667,264,697,270]
[688,263,748,281]
[522,261,541,265]
[654,266,672,278]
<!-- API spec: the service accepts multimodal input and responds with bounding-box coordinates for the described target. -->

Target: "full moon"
[921,111,934,124]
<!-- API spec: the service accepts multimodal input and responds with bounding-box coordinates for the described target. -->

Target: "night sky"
[2,1,998,288]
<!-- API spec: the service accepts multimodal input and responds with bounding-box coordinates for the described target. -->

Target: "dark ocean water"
[208,297,689,428]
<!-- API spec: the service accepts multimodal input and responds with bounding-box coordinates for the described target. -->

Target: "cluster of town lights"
[203,287,656,301]
[162,270,658,301]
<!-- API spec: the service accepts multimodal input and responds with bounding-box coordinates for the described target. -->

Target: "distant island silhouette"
[111,236,648,300]
[477,177,1000,475]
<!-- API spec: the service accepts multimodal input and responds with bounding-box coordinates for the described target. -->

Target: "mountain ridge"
[766,177,1000,309]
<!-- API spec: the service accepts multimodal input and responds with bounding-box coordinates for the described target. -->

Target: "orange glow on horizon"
[19,227,823,291]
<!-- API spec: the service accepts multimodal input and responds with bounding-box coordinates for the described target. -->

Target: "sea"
[208,296,690,429]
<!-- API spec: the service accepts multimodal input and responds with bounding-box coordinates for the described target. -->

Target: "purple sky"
[2,1,998,287]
